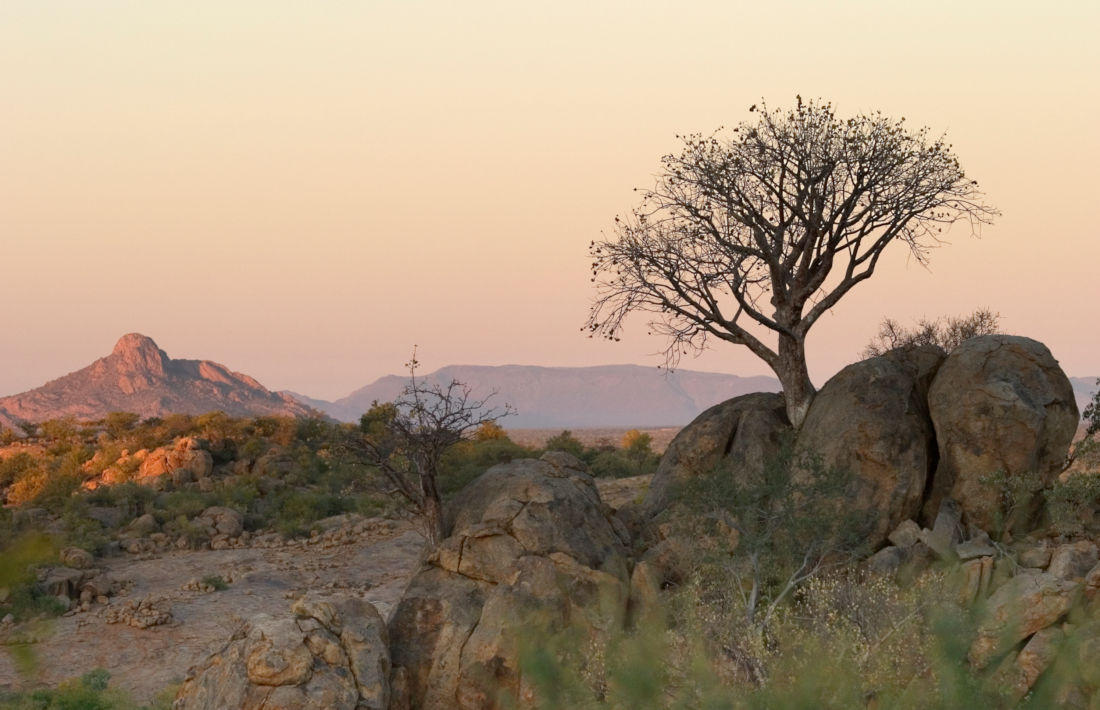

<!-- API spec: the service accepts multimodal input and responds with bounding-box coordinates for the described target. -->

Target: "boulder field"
[174,334,1093,709]
[644,335,1079,543]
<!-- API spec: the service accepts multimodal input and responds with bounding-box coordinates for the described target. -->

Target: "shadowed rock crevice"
[388,453,631,710]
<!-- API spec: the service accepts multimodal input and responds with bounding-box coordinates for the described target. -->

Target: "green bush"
[200,574,229,592]
[85,482,156,520]
[0,668,164,710]
[543,430,587,459]
[0,453,37,488]
[438,437,535,497]
[673,437,867,629]
[1046,473,1100,536]
[978,468,1044,539]
[587,450,638,479]
[154,490,210,524]
[268,489,353,538]
[0,533,63,624]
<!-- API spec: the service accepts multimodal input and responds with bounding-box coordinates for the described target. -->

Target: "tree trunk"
[774,334,816,428]
[420,473,445,547]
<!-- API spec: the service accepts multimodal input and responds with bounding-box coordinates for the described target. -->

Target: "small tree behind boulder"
[863,308,1000,358]
[352,350,512,546]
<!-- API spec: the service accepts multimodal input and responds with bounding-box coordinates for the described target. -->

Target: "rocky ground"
[0,516,425,704]
[0,476,652,706]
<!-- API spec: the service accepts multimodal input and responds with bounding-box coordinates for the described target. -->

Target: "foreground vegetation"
[3,381,1097,708]
[0,668,174,709]
[0,412,658,622]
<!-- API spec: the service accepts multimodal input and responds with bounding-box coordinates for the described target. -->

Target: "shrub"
[155,490,210,524]
[38,417,80,443]
[863,308,1001,357]
[102,412,140,439]
[0,452,37,488]
[85,481,156,520]
[674,437,867,629]
[269,489,352,538]
[201,575,229,592]
[544,430,586,459]
[0,533,62,624]
[438,437,535,497]
[167,514,212,548]
[0,668,158,710]
[60,501,111,554]
[978,468,1044,538]
[1046,473,1100,536]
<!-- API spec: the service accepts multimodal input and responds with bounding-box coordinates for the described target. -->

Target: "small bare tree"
[586,98,998,427]
[354,350,513,546]
[862,308,1001,358]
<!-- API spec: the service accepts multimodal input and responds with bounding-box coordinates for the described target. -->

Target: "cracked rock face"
[925,335,1079,531]
[173,594,390,710]
[388,453,632,710]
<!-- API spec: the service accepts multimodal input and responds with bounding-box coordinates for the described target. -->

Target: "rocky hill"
[0,409,22,435]
[0,333,315,424]
[290,364,781,428]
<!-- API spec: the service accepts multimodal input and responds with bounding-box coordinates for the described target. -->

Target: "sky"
[2,1,1097,401]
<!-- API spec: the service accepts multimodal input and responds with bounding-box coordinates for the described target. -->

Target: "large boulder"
[642,392,790,517]
[926,335,1079,531]
[795,346,944,544]
[174,594,390,710]
[968,572,1079,669]
[389,453,631,710]
[198,506,244,538]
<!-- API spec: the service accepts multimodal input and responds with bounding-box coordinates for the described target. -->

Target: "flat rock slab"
[0,521,424,705]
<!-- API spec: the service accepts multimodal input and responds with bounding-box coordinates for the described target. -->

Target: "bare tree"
[586,98,998,427]
[353,350,513,546]
[862,308,1001,358]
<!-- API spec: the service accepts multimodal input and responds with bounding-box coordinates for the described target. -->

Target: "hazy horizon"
[3,1,1097,400]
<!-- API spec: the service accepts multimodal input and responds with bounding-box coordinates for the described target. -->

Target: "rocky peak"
[111,333,169,377]
[0,334,316,422]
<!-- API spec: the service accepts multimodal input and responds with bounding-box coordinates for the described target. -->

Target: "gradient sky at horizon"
[2,1,1097,400]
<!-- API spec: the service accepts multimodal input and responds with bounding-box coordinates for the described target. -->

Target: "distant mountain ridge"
[1,337,1093,433]
[286,364,783,428]
[294,368,1100,429]
[0,333,314,426]
[1070,377,1098,415]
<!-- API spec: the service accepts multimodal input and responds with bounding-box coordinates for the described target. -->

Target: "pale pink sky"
[2,1,1097,400]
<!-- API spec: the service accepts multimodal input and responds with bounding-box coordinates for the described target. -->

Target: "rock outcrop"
[0,333,316,423]
[795,346,944,543]
[388,453,631,710]
[926,335,1079,530]
[137,437,214,488]
[642,392,790,517]
[174,594,390,710]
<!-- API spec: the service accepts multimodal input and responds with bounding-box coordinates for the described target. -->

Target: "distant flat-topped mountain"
[288,364,782,428]
[1070,377,1098,414]
[292,367,1100,430]
[0,333,314,424]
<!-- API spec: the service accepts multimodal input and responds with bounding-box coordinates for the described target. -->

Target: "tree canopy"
[586,98,998,426]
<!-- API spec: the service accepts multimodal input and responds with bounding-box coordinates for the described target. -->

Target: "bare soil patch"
[0,518,425,704]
